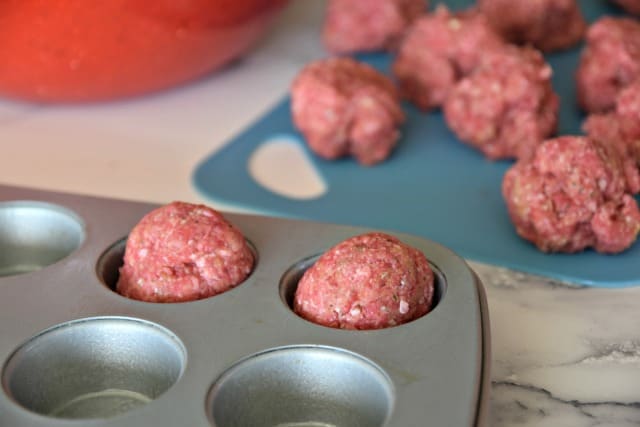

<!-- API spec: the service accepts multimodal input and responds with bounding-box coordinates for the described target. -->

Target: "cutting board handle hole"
[247,135,327,200]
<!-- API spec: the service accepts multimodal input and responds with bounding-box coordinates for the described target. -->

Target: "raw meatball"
[116,202,254,303]
[392,5,505,110]
[294,232,435,330]
[443,46,559,160]
[502,136,640,253]
[611,0,640,15]
[583,80,640,194]
[323,0,426,54]
[291,57,405,166]
[478,0,586,52]
[576,17,640,113]
[583,114,640,194]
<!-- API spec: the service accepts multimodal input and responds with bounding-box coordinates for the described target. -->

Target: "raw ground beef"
[443,45,559,160]
[116,202,254,303]
[576,16,640,113]
[478,0,586,52]
[294,232,435,330]
[291,57,405,166]
[583,80,640,194]
[502,136,640,253]
[611,0,640,15]
[323,0,426,54]
[392,5,505,110]
[583,114,640,195]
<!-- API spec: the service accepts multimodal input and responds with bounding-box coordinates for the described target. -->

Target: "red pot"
[0,0,289,102]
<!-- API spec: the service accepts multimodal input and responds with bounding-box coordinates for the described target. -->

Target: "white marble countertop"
[2,1,640,426]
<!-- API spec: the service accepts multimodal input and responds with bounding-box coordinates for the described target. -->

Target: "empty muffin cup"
[1,317,186,419]
[0,201,84,277]
[207,345,394,427]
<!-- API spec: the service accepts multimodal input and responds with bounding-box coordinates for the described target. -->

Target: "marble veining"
[471,261,640,425]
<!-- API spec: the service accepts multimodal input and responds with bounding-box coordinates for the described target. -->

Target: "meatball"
[583,113,640,194]
[323,0,426,54]
[583,80,640,194]
[502,136,640,253]
[294,232,435,330]
[611,0,640,15]
[291,57,405,166]
[478,0,586,52]
[392,5,505,110]
[116,202,254,303]
[614,78,640,139]
[443,46,559,160]
[576,16,640,113]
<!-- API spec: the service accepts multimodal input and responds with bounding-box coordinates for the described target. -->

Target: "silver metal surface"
[207,345,394,427]
[0,184,491,427]
[2,317,186,420]
[0,201,84,277]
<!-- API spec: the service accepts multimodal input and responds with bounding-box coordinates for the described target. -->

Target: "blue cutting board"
[193,0,640,288]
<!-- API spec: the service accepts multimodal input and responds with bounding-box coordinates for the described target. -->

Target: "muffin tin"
[0,184,491,427]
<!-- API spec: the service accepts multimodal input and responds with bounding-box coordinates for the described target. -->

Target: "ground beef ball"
[502,136,640,253]
[294,232,435,330]
[291,57,405,166]
[576,16,640,113]
[392,5,505,110]
[614,78,640,139]
[478,0,586,52]
[116,202,254,303]
[583,114,640,194]
[323,0,426,54]
[443,46,559,160]
[583,80,640,194]
[611,0,640,15]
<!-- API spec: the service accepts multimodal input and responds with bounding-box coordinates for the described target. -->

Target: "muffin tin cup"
[3,317,186,420]
[0,185,490,427]
[207,345,394,427]
[0,201,85,277]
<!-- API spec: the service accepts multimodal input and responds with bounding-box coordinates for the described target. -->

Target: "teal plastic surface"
[193,0,640,287]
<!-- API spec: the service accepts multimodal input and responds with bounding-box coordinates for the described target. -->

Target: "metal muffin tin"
[0,184,491,427]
